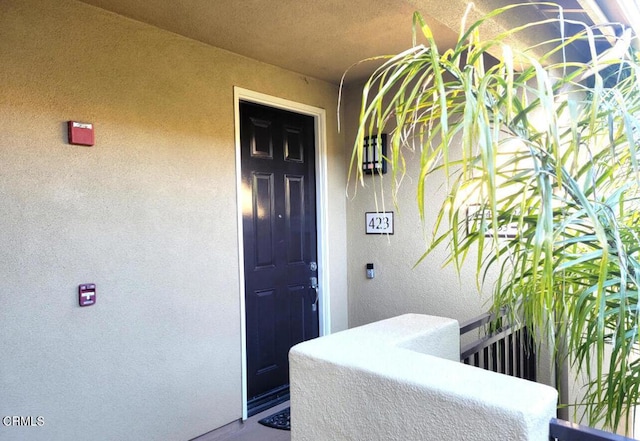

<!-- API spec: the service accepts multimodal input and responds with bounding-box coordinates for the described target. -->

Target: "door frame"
[233,87,331,420]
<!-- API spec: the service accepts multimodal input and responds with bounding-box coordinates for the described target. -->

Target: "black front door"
[240,101,319,416]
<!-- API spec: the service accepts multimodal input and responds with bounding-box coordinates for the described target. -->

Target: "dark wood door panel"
[285,174,306,264]
[252,172,276,269]
[249,117,274,159]
[240,101,319,413]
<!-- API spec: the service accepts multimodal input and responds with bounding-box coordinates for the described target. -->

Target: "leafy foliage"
[350,2,640,430]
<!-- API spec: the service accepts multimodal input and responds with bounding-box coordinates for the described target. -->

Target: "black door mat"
[258,407,290,431]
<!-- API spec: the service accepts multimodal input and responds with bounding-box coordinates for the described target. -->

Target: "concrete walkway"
[194,402,291,441]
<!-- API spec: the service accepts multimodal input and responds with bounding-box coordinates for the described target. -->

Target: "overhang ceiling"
[77,0,616,85]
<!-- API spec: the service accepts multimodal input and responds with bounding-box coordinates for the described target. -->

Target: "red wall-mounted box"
[68,121,95,146]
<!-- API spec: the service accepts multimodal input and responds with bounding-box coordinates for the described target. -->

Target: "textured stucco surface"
[290,314,558,441]
[0,1,347,440]
[341,82,494,328]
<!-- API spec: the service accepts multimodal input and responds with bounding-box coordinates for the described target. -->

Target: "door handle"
[310,276,319,312]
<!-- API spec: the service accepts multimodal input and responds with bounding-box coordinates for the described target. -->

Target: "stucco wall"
[0,1,347,440]
[290,314,558,441]
[341,82,493,328]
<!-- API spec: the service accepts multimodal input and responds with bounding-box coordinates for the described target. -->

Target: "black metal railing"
[460,311,636,441]
[549,418,635,441]
[459,309,536,382]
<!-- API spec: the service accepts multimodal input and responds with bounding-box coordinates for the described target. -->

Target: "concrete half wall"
[290,314,558,441]
[0,0,347,439]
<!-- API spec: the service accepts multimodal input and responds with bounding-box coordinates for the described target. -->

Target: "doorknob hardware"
[310,261,317,271]
[310,276,319,312]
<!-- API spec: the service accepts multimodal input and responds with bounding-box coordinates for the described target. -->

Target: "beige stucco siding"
[341,82,492,328]
[0,1,347,440]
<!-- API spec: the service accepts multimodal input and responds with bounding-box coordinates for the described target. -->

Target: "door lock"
[310,261,318,271]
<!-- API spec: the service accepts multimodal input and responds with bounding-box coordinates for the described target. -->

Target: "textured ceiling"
[77,0,607,85]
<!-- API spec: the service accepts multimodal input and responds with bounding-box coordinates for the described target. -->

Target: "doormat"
[258,407,290,431]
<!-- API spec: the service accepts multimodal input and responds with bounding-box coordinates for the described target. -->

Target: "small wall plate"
[79,284,96,306]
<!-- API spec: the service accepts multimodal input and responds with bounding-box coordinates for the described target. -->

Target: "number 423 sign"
[365,212,394,235]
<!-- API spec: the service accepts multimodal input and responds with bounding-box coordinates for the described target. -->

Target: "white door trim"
[233,87,331,420]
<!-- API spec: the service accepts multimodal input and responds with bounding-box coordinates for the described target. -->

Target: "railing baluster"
[507,333,514,376]
[525,326,536,382]
[483,345,489,370]
[491,341,497,372]
[516,332,521,377]
[499,336,506,374]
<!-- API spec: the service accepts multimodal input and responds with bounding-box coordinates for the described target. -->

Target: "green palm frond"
[350,2,640,431]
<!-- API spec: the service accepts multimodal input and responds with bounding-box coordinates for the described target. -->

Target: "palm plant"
[349,2,640,431]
